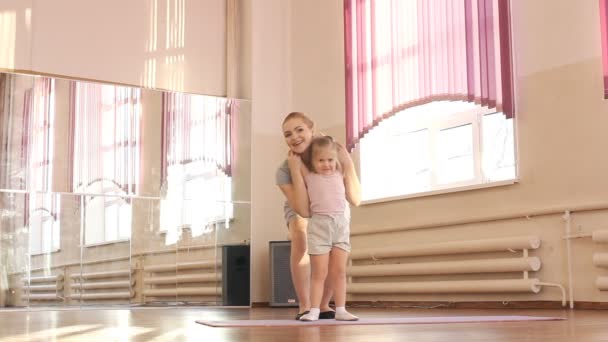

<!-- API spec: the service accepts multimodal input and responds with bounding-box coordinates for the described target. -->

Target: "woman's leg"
[320,275,334,313]
[288,215,310,313]
[329,247,358,320]
[299,253,329,321]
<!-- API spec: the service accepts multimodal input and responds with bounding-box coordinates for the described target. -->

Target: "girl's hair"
[305,136,339,172]
[282,112,314,130]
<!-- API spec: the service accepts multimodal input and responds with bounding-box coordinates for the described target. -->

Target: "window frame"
[358,103,518,205]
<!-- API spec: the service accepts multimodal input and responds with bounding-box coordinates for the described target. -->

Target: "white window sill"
[361,178,519,205]
[82,239,130,248]
[30,248,61,256]
[158,218,235,235]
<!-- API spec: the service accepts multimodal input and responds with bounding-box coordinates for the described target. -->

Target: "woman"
[276,112,360,320]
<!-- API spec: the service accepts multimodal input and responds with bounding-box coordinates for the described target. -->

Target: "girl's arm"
[337,142,361,206]
[286,151,311,217]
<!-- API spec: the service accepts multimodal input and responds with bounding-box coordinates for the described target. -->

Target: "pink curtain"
[69,81,141,194]
[601,0,608,98]
[344,0,514,151]
[161,92,234,182]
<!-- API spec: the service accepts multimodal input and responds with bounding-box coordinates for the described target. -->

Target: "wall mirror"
[0,71,251,307]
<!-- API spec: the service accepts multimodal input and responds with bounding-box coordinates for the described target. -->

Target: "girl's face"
[312,146,338,175]
[282,118,314,154]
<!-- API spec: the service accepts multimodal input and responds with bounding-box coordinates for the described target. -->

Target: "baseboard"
[569,301,608,310]
[252,302,270,308]
[253,301,608,310]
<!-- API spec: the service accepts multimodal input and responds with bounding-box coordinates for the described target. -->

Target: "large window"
[360,102,515,202]
[344,0,516,202]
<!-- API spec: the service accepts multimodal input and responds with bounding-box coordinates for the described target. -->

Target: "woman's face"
[282,118,314,154]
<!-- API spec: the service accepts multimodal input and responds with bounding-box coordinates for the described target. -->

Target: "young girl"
[288,136,361,321]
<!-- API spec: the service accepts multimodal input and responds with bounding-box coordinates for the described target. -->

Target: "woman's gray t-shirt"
[276,159,292,185]
[276,160,297,224]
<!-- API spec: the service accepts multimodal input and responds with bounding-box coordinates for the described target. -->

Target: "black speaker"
[269,241,298,307]
[222,244,250,306]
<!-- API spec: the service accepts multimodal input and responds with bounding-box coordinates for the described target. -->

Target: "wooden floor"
[0,306,607,341]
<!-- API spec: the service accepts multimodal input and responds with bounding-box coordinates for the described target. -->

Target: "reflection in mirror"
[160,92,235,245]
[71,82,142,196]
[0,71,251,308]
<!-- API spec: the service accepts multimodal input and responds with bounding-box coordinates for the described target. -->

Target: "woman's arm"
[285,151,311,217]
[336,142,361,206]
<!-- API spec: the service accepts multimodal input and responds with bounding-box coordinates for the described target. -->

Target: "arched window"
[344,0,517,201]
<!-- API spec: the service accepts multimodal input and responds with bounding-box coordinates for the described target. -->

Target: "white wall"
[0,0,33,71]
[248,0,293,303]
[290,0,346,139]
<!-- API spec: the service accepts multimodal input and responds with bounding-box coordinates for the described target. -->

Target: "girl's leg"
[329,247,358,321]
[299,253,329,321]
[288,216,310,314]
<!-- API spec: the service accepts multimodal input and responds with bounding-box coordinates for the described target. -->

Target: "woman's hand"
[335,141,353,168]
[334,141,361,206]
[286,150,311,217]
[287,150,303,173]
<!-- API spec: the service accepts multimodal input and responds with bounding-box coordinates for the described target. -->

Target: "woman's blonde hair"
[282,112,314,130]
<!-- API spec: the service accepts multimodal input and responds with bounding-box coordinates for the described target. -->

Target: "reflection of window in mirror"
[0,76,55,191]
[67,80,139,246]
[28,78,55,192]
[68,81,139,246]
[70,81,142,195]
[84,180,132,246]
[28,194,60,255]
[159,92,234,244]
